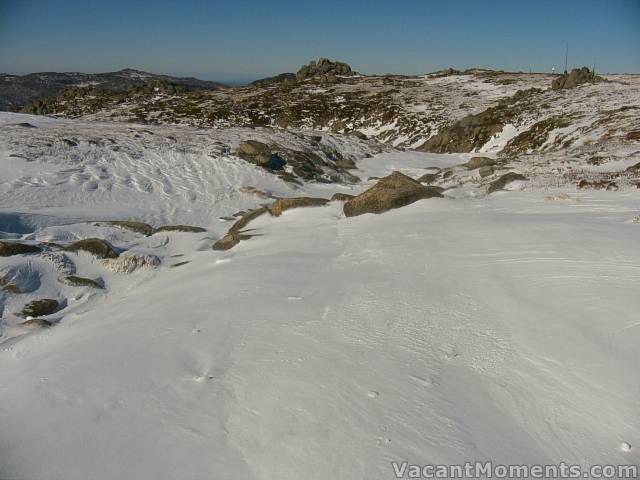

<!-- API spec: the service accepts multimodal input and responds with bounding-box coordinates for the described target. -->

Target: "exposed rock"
[39,251,76,275]
[350,131,367,140]
[277,148,328,180]
[20,318,52,329]
[212,233,255,251]
[334,158,356,170]
[236,141,287,171]
[343,171,443,217]
[61,275,104,289]
[626,131,640,141]
[478,166,494,178]
[0,241,42,257]
[102,253,161,273]
[577,179,618,190]
[417,88,541,153]
[239,186,273,199]
[430,68,462,78]
[107,220,154,236]
[296,58,355,81]
[228,207,269,234]
[466,156,496,170]
[331,192,355,202]
[212,233,242,251]
[212,207,269,251]
[66,238,119,259]
[0,275,21,294]
[551,67,604,90]
[487,172,527,193]
[5,68,225,112]
[170,261,190,268]
[417,173,438,184]
[238,140,270,156]
[154,225,207,233]
[237,140,272,166]
[270,197,330,217]
[502,116,571,156]
[250,73,296,87]
[418,109,506,153]
[19,299,60,317]
[625,162,640,173]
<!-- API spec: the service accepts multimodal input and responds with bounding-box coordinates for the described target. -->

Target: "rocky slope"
[0,68,226,111]
[16,66,638,162]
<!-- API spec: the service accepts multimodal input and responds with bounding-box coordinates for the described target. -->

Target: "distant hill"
[0,68,227,111]
[249,73,296,87]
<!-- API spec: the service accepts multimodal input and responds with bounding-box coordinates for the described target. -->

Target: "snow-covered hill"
[1,113,639,479]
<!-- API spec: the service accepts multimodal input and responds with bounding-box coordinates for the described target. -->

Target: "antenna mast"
[564,42,569,74]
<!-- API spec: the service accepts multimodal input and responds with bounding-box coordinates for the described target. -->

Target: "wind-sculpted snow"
[1,190,639,479]
[0,113,380,225]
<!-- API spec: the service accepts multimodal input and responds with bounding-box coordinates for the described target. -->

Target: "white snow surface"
[1,114,639,479]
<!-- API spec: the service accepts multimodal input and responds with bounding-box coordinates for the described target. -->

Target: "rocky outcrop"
[154,225,207,233]
[0,241,42,256]
[101,253,161,273]
[466,156,496,170]
[213,208,269,251]
[3,68,225,112]
[238,186,273,199]
[577,179,619,190]
[551,67,604,90]
[237,140,287,170]
[343,171,443,217]
[107,220,154,236]
[487,172,527,193]
[270,197,329,217]
[296,58,355,81]
[237,140,272,165]
[625,162,640,173]
[229,207,269,234]
[478,166,494,178]
[501,116,571,156]
[213,233,247,251]
[66,238,119,259]
[61,275,104,289]
[331,193,355,202]
[626,131,640,141]
[20,318,52,329]
[212,196,333,250]
[0,275,21,294]
[250,73,296,87]
[417,88,541,153]
[19,299,60,317]
[417,173,439,184]
[235,139,360,183]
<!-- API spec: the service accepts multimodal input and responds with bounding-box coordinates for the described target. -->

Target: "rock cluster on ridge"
[296,58,355,81]
[551,66,604,90]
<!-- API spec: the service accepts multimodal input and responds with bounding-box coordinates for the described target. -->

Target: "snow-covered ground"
[1,114,639,479]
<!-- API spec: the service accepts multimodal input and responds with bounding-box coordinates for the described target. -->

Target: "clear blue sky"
[1,0,638,82]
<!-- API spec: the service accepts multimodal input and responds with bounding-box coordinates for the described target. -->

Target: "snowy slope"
[0,113,380,226]
[2,192,640,479]
[1,114,639,479]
